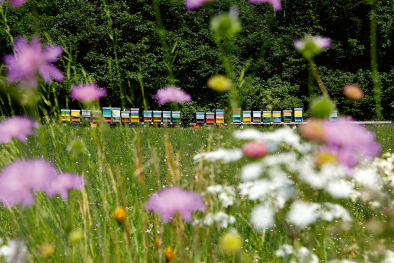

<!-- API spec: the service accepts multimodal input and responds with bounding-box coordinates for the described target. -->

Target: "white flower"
[233,129,265,140]
[193,148,243,163]
[263,152,297,166]
[277,244,318,263]
[203,212,236,228]
[287,201,320,227]
[318,203,352,222]
[251,205,274,231]
[383,250,394,263]
[325,179,353,199]
[353,168,379,188]
[241,162,263,181]
[0,240,27,263]
[207,185,223,194]
[369,201,381,209]
[218,191,234,208]
[329,260,357,263]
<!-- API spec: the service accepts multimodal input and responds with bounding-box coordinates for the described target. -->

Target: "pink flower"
[145,187,205,222]
[184,0,215,9]
[344,85,364,101]
[3,36,64,89]
[69,83,107,102]
[0,117,38,143]
[153,87,191,104]
[242,141,268,158]
[0,159,58,207]
[9,0,27,7]
[45,173,84,199]
[248,0,281,11]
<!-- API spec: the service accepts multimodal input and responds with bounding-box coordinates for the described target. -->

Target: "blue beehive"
[330,111,338,122]
[294,108,303,122]
[273,111,281,123]
[196,112,205,124]
[163,111,171,123]
[233,108,241,123]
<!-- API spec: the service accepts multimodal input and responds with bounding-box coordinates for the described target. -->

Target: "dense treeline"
[0,0,393,122]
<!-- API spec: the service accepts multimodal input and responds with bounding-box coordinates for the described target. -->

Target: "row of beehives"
[196,108,338,124]
[60,108,181,124]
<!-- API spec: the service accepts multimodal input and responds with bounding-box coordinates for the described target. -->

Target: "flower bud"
[210,12,241,39]
[154,238,161,249]
[163,246,176,261]
[242,141,268,158]
[208,75,231,92]
[114,207,127,223]
[294,34,330,59]
[301,119,326,141]
[310,97,334,119]
[69,230,82,242]
[219,232,242,254]
[344,85,363,101]
[38,243,55,258]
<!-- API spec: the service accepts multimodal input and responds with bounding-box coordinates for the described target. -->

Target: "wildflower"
[114,207,127,223]
[145,187,205,223]
[207,75,231,92]
[242,141,268,158]
[193,148,243,163]
[68,230,82,242]
[0,159,58,207]
[219,231,242,254]
[184,0,214,9]
[344,85,364,101]
[0,117,38,143]
[241,163,263,181]
[248,0,281,11]
[154,238,161,249]
[8,0,27,8]
[0,240,27,263]
[314,150,338,168]
[38,243,55,258]
[300,119,326,141]
[250,205,274,231]
[45,173,85,199]
[210,9,241,39]
[163,246,176,261]
[69,83,107,102]
[287,201,320,227]
[3,36,64,88]
[153,87,191,104]
[294,34,331,59]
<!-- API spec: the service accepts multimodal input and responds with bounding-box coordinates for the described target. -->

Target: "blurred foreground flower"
[344,85,364,101]
[154,238,161,249]
[4,36,64,88]
[300,119,325,141]
[294,34,331,59]
[69,230,82,242]
[0,159,84,207]
[163,246,176,261]
[154,87,191,104]
[66,139,88,158]
[0,117,38,143]
[0,240,27,263]
[38,243,55,258]
[69,83,107,102]
[219,231,242,254]
[207,75,231,92]
[145,187,205,222]
[310,96,334,119]
[210,10,241,39]
[242,141,268,158]
[248,0,281,11]
[7,0,27,8]
[114,207,127,223]
[184,0,214,9]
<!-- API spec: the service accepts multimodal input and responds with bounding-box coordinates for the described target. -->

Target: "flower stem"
[308,58,330,99]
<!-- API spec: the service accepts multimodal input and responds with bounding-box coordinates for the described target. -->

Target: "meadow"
[0,123,393,262]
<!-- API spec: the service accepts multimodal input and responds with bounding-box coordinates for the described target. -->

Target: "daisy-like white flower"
[0,117,37,143]
[145,187,205,222]
[153,87,191,104]
[69,83,107,102]
[3,36,64,88]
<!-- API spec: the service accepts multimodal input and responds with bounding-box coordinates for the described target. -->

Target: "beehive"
[153,111,162,123]
[143,110,153,123]
[253,111,261,123]
[102,107,112,123]
[233,108,241,123]
[294,108,303,122]
[330,111,338,122]
[216,109,224,124]
[112,107,121,123]
[206,112,215,124]
[91,110,101,123]
[273,111,281,123]
[60,109,70,122]
[81,110,91,123]
[163,111,171,123]
[283,110,292,123]
[196,112,205,124]
[262,111,271,123]
[130,108,140,123]
[242,111,251,123]
[71,110,81,123]
[121,110,130,123]
[172,111,181,124]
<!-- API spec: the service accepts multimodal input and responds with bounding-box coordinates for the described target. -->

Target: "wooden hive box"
[206,112,215,124]
[242,111,251,123]
[263,111,271,123]
[112,107,121,123]
[330,111,338,122]
[294,108,303,122]
[273,111,281,123]
[172,111,181,124]
[163,111,171,123]
[143,110,153,123]
[216,109,224,124]
[81,110,91,123]
[153,111,162,123]
[70,110,81,123]
[60,109,71,122]
[283,110,292,123]
[121,110,130,123]
[91,110,101,123]
[253,111,261,123]
[233,108,241,123]
[102,107,112,123]
[130,108,140,123]
[196,112,205,124]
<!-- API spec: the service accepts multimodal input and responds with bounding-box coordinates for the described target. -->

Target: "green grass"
[0,123,393,262]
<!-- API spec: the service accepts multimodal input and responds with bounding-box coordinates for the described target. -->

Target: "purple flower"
[322,119,381,171]
[184,0,215,9]
[145,187,206,222]
[0,159,58,207]
[153,87,191,104]
[0,117,38,143]
[3,36,64,89]
[69,83,107,102]
[248,0,281,11]
[45,173,85,199]
[9,0,27,7]
[294,35,331,50]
